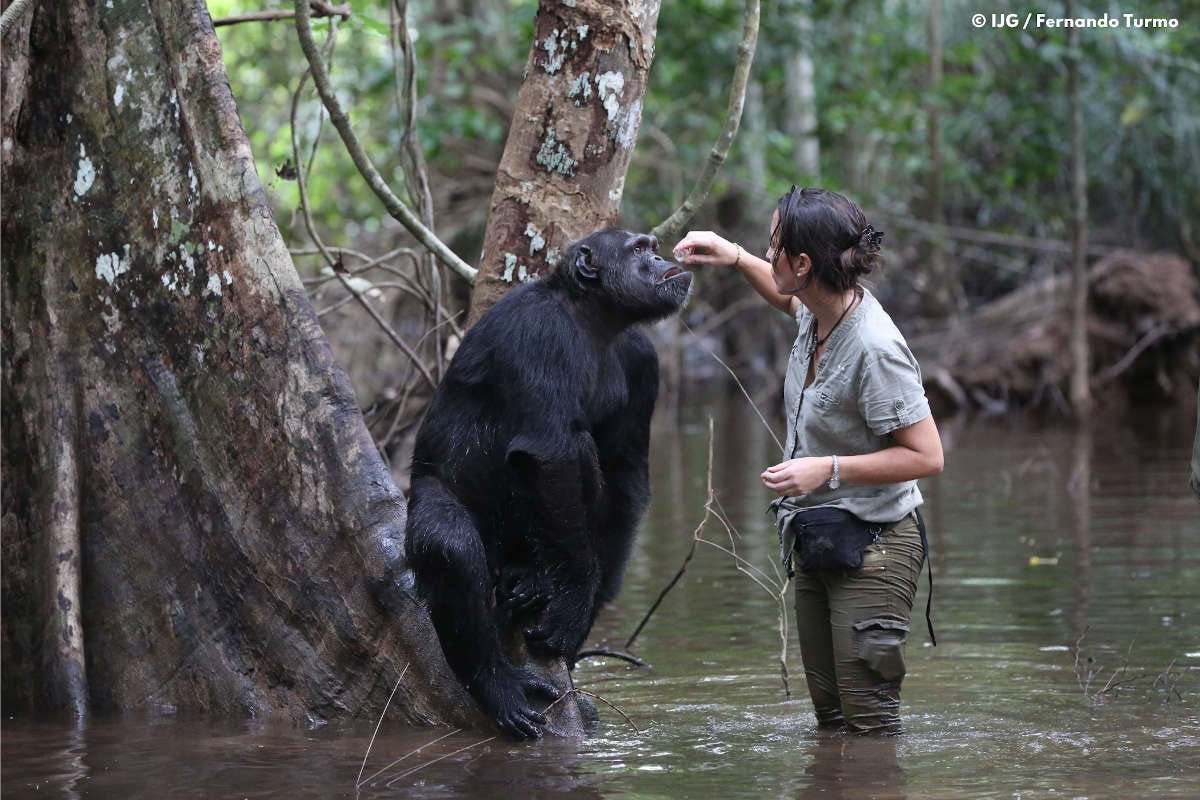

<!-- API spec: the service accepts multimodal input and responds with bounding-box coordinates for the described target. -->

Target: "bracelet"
[733,244,743,269]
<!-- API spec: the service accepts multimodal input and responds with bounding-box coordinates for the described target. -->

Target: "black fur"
[405,229,691,739]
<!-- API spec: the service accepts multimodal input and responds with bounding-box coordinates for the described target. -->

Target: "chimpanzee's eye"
[634,245,644,255]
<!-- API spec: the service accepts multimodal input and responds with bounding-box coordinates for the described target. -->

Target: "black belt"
[914,508,936,646]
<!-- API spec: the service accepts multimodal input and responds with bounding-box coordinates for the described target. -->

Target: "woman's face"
[767,210,804,295]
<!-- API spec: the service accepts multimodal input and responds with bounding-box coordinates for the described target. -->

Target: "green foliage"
[210,0,1198,286]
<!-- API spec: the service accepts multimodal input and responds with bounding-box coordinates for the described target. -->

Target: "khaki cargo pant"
[793,512,925,734]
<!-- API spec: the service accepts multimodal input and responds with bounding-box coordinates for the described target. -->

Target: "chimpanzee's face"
[569,228,692,322]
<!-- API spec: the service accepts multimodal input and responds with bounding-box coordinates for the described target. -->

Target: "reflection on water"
[4,389,1198,799]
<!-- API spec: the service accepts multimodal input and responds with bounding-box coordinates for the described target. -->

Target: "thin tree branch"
[390,0,444,377]
[1092,322,1185,387]
[0,0,36,38]
[875,212,1116,258]
[288,26,436,390]
[682,320,783,451]
[652,0,760,243]
[213,0,350,28]
[293,0,477,285]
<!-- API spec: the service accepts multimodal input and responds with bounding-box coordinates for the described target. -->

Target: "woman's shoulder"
[852,290,909,347]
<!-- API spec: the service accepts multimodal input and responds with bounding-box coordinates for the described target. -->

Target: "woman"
[674,186,943,734]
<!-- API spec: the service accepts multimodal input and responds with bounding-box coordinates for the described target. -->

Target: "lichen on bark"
[470,0,663,322]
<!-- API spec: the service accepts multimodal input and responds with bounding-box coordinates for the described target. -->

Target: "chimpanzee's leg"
[405,475,559,739]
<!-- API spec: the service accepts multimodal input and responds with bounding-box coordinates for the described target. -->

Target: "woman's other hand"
[761,457,833,497]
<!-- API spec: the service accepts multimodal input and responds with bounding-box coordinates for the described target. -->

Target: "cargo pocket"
[853,618,909,682]
[857,539,888,571]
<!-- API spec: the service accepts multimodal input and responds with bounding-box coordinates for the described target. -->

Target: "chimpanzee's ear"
[574,244,599,281]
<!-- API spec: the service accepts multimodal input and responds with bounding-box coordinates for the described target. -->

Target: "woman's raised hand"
[672,231,739,269]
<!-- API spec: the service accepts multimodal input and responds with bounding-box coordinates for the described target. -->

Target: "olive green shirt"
[775,288,931,538]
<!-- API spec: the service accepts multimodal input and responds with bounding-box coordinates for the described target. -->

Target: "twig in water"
[568,688,642,734]
[1152,659,1184,705]
[356,664,408,788]
[1069,631,1186,706]
[359,728,464,788]
[697,511,790,698]
[1098,639,1136,697]
[574,648,650,668]
[1072,627,1100,698]
[625,416,718,650]
[383,735,497,787]
[625,414,793,697]
[682,320,783,452]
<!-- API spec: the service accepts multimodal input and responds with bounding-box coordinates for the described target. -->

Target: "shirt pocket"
[813,360,853,410]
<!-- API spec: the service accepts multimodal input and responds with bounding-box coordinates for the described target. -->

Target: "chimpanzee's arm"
[593,329,659,606]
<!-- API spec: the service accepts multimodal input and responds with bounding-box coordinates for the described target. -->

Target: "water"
[5,389,1198,798]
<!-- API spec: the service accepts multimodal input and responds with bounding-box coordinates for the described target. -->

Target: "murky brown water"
[5,389,1198,798]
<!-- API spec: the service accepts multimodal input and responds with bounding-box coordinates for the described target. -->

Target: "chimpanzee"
[405,228,692,740]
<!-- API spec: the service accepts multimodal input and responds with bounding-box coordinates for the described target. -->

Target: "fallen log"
[910,251,1200,414]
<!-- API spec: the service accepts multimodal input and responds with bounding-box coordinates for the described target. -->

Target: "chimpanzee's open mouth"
[658,266,687,283]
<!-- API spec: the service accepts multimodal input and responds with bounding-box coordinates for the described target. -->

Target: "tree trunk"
[469,0,663,322]
[1065,3,1091,418]
[0,0,478,729]
[743,79,768,197]
[917,0,965,319]
[779,0,818,178]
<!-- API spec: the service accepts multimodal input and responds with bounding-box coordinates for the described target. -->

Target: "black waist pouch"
[790,507,883,573]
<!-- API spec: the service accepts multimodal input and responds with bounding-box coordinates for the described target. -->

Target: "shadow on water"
[4,386,1199,798]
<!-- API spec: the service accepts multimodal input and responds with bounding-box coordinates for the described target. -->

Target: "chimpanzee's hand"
[477,664,561,740]
[522,598,591,659]
[498,566,550,615]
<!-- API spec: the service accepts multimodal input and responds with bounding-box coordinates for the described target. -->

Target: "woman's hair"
[772,186,884,291]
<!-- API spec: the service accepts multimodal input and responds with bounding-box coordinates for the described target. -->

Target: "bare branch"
[652,0,760,243]
[213,0,350,28]
[875,212,1116,258]
[288,26,437,390]
[292,0,477,285]
[1092,322,1185,387]
[0,0,36,38]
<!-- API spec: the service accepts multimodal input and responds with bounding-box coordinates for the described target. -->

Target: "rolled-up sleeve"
[860,345,931,436]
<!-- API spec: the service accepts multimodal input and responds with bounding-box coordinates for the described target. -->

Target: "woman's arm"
[674,230,800,316]
[761,415,944,496]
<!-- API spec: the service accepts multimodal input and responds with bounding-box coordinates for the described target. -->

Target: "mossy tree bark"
[469,0,662,323]
[0,0,482,730]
